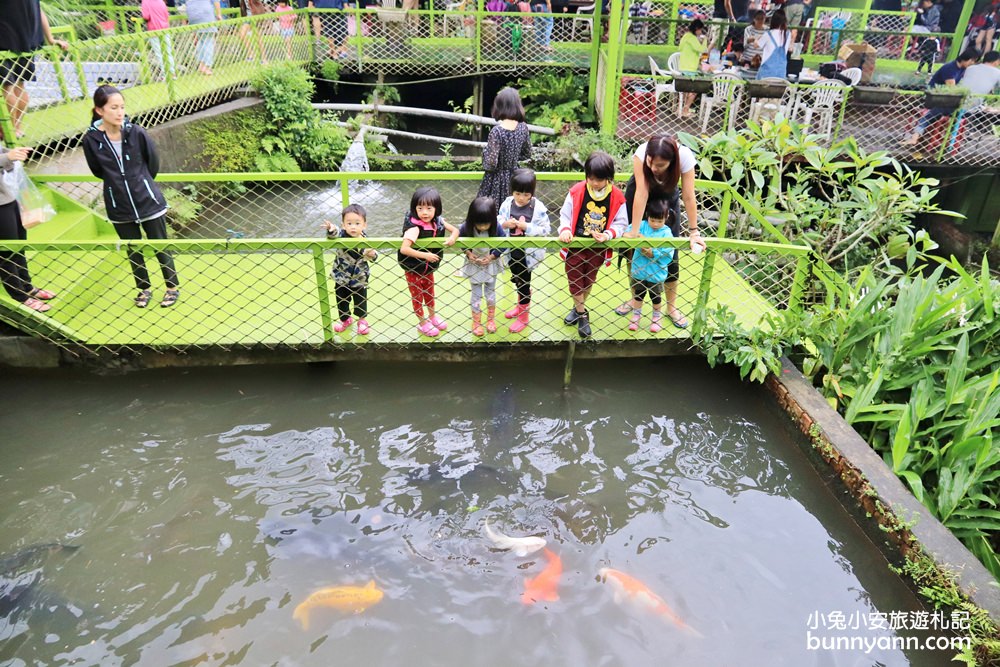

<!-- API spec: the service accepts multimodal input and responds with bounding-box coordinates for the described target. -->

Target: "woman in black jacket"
[83,86,179,308]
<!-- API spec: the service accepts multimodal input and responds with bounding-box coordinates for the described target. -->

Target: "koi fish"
[292,580,383,629]
[598,567,702,637]
[484,519,546,557]
[521,548,562,605]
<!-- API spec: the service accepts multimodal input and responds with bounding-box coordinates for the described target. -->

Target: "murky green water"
[0,359,945,666]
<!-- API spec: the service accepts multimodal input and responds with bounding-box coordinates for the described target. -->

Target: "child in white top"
[498,168,551,333]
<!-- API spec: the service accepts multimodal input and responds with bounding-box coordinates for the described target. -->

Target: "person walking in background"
[0,145,55,312]
[239,0,270,63]
[83,86,180,309]
[186,0,223,75]
[310,0,351,59]
[756,10,791,80]
[142,0,176,79]
[276,0,297,58]
[0,1,69,140]
[531,0,554,51]
[478,87,531,207]
[783,0,811,43]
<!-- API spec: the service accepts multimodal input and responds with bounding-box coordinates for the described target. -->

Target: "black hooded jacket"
[82,119,168,223]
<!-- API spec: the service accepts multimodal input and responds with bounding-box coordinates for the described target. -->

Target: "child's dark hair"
[492,87,526,122]
[510,168,536,195]
[409,186,443,220]
[91,85,123,124]
[460,197,500,237]
[751,9,765,21]
[342,203,367,221]
[646,198,675,225]
[584,151,616,181]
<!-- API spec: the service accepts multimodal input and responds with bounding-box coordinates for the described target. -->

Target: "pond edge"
[767,357,1000,623]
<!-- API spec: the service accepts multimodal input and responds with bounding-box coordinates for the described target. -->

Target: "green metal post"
[49,47,72,104]
[587,6,601,113]
[340,179,351,208]
[250,16,265,63]
[600,0,625,137]
[307,7,317,63]
[832,90,849,142]
[162,32,179,100]
[70,49,89,106]
[563,340,575,389]
[899,13,916,63]
[934,111,959,162]
[312,247,335,342]
[787,252,811,311]
[0,85,14,144]
[668,0,680,45]
[476,0,484,70]
[137,33,154,86]
[695,189,730,314]
[716,189,732,239]
[947,0,976,61]
[354,5,364,65]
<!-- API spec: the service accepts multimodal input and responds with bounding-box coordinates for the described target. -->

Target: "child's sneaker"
[628,310,641,331]
[417,319,440,337]
[429,314,448,331]
[650,312,663,333]
[333,317,353,333]
[356,318,370,335]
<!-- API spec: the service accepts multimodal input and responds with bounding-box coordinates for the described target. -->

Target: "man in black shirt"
[714,0,748,22]
[0,0,68,139]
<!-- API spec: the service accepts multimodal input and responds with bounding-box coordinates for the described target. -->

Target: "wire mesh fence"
[2,173,809,355]
[615,76,1000,167]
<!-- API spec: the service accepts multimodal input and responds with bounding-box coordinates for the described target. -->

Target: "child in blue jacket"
[627,198,675,333]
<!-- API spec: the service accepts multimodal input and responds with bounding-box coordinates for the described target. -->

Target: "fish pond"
[0,359,947,666]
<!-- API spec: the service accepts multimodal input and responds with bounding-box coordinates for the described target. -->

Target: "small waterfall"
[341,127,370,173]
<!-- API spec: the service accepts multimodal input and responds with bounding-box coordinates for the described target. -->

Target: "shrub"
[251,63,351,171]
[188,107,270,173]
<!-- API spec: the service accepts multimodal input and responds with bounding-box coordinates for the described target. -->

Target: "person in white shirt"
[962,50,1000,95]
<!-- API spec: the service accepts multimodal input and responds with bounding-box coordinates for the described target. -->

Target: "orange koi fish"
[293,580,384,629]
[521,548,562,605]
[598,567,702,637]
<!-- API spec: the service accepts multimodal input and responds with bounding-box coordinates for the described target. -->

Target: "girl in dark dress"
[478,87,531,206]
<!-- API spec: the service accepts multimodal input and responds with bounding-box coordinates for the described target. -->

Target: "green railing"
[0,172,811,354]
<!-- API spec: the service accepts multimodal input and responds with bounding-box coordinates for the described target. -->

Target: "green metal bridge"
[0,172,810,358]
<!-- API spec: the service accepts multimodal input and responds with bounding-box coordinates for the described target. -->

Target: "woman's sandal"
[160,288,180,308]
[669,309,689,329]
[135,290,153,308]
[614,302,632,316]
[28,287,56,300]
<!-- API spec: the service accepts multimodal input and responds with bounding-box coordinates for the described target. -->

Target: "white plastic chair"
[841,67,862,86]
[699,72,743,134]
[791,79,846,136]
[442,0,467,36]
[749,78,793,123]
[648,55,675,103]
[571,2,594,40]
[667,51,681,73]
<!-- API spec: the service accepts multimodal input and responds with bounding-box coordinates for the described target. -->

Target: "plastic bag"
[19,177,56,229]
[3,162,55,229]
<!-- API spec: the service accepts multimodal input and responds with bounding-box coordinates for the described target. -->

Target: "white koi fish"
[483,519,546,557]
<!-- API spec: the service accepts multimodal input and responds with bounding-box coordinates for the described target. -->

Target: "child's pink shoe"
[628,312,640,331]
[504,304,521,319]
[417,319,440,337]
[650,313,663,333]
[356,318,370,335]
[333,317,353,333]
[429,314,448,331]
